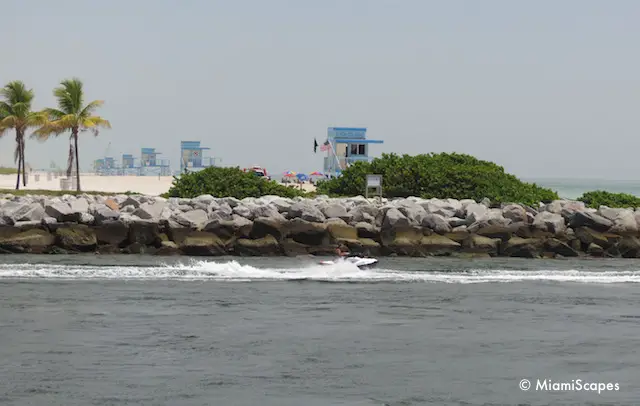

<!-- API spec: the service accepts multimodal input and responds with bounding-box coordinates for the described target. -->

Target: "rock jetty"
[1,193,640,258]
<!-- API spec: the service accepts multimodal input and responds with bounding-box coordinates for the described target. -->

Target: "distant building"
[322,127,383,177]
[180,141,217,173]
[140,148,171,176]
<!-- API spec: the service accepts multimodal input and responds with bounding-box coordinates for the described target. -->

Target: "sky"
[1,0,639,179]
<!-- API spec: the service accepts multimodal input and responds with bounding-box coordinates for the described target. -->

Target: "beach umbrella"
[309,171,324,176]
[283,170,297,177]
[296,173,308,181]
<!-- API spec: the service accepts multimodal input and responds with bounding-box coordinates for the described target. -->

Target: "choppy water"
[1,255,639,405]
[526,178,640,200]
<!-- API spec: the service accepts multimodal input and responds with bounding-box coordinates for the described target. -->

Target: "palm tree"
[35,78,111,192]
[0,81,47,189]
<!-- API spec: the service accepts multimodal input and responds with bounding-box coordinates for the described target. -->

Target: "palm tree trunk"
[74,128,81,192]
[66,140,74,178]
[15,132,22,190]
[21,137,26,187]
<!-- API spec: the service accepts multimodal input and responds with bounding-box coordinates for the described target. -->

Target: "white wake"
[0,260,638,283]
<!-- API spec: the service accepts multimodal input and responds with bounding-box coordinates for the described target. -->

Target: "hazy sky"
[2,0,639,179]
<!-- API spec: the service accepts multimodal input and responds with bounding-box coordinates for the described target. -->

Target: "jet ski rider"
[335,245,350,258]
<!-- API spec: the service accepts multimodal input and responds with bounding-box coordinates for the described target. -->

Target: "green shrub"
[577,190,640,209]
[316,152,559,206]
[165,166,308,199]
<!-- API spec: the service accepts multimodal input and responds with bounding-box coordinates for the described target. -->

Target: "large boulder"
[173,209,209,229]
[55,224,97,252]
[93,221,129,247]
[234,235,281,256]
[419,234,461,255]
[203,215,253,240]
[568,211,613,232]
[91,204,120,224]
[286,218,329,246]
[322,203,351,222]
[532,212,565,234]
[128,220,162,247]
[501,237,543,258]
[132,201,167,221]
[382,208,410,230]
[250,216,288,241]
[421,213,452,234]
[44,202,74,222]
[463,234,500,255]
[287,202,325,223]
[0,228,55,253]
[179,231,227,255]
[502,204,527,223]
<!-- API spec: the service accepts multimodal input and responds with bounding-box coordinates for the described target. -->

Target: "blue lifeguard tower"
[94,157,118,175]
[140,147,171,176]
[323,127,384,178]
[180,141,216,173]
[120,153,139,175]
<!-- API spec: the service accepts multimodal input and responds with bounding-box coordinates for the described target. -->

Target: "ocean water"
[526,178,640,200]
[1,255,639,405]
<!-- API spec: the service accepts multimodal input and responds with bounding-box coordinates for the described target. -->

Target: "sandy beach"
[0,173,317,195]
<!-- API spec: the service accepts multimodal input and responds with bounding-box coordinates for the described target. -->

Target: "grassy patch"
[0,167,18,175]
[0,189,141,197]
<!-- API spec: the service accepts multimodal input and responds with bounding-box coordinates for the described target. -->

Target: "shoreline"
[0,173,317,196]
[1,192,638,258]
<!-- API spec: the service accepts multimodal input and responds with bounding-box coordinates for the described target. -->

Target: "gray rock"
[532,212,565,234]
[606,209,638,234]
[448,217,467,227]
[45,202,72,221]
[120,196,141,209]
[42,216,57,225]
[91,205,120,224]
[79,213,95,225]
[502,204,527,223]
[287,202,325,223]
[232,204,253,219]
[350,205,379,224]
[174,209,209,229]
[11,203,46,223]
[422,213,452,234]
[382,208,410,229]
[69,198,90,213]
[322,203,349,220]
[568,211,613,232]
[133,201,167,220]
[252,204,281,219]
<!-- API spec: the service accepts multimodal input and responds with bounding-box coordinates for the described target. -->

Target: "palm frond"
[43,108,67,120]
[24,111,48,128]
[1,81,34,106]
[54,78,84,114]
[79,100,104,118]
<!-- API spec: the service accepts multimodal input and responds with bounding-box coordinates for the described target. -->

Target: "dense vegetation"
[165,166,308,199]
[0,78,110,192]
[577,190,640,209]
[316,152,559,206]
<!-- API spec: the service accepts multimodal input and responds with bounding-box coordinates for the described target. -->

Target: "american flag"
[320,140,330,152]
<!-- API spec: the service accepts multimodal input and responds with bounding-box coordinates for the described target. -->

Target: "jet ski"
[318,256,379,269]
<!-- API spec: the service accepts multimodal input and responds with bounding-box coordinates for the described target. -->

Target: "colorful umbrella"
[309,171,324,176]
[296,173,308,181]
[283,170,297,177]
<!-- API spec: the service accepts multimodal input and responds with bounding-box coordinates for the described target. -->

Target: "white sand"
[0,173,317,196]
